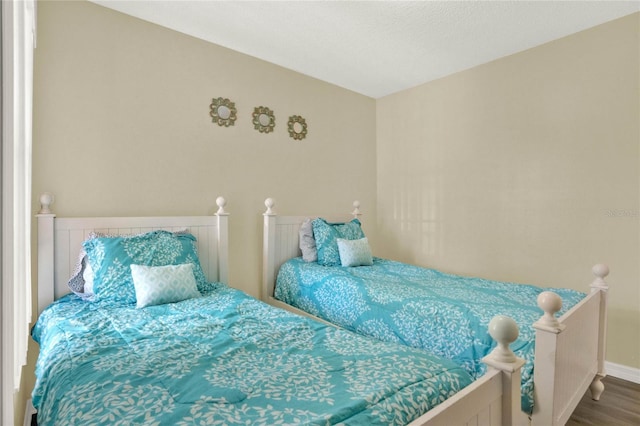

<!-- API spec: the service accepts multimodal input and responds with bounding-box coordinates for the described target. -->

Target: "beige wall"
[32,0,377,295]
[377,13,639,369]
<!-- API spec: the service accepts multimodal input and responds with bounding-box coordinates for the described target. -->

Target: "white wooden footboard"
[530,266,609,426]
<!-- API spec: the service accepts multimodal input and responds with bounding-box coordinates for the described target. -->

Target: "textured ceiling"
[90,1,639,98]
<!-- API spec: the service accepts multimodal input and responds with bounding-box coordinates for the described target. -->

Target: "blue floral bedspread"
[275,258,586,414]
[32,284,473,426]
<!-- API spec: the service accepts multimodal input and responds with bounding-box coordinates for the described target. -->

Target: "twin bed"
[33,194,528,426]
[261,198,610,426]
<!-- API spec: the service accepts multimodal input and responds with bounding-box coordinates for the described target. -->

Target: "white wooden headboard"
[36,193,229,314]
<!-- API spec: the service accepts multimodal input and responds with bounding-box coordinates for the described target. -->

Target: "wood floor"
[567,376,640,425]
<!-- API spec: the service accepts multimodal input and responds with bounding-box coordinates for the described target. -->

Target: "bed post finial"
[486,315,520,363]
[590,264,609,291]
[534,291,563,330]
[264,198,276,216]
[483,315,526,426]
[351,200,361,218]
[38,192,55,215]
[215,196,228,215]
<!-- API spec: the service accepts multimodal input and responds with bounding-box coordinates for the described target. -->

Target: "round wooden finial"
[537,291,562,328]
[591,263,609,290]
[592,264,609,280]
[215,196,227,215]
[352,200,361,217]
[39,192,55,214]
[264,198,275,215]
[488,315,519,363]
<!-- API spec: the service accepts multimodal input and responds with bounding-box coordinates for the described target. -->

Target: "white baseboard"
[605,361,640,384]
[23,399,35,426]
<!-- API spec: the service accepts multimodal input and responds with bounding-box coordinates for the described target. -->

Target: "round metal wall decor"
[287,115,308,140]
[210,97,237,127]
[252,106,275,133]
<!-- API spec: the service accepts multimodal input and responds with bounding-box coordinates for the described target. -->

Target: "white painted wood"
[589,264,609,400]
[483,318,528,426]
[261,199,610,426]
[533,291,564,331]
[268,298,337,327]
[3,2,36,423]
[486,316,520,363]
[530,269,608,426]
[605,361,640,384]
[37,196,230,314]
[408,370,503,426]
[351,200,362,218]
[36,213,56,314]
[215,202,229,285]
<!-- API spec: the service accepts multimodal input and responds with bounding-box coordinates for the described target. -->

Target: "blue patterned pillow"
[130,263,200,308]
[312,218,365,266]
[337,237,373,267]
[67,228,190,299]
[83,230,207,305]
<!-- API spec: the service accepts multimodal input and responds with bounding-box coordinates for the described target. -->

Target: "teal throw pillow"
[312,218,365,266]
[83,230,207,305]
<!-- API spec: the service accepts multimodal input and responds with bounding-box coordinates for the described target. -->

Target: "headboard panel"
[36,195,229,314]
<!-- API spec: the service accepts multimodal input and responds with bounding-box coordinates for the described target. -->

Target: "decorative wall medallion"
[210,97,237,127]
[252,106,275,133]
[287,115,308,140]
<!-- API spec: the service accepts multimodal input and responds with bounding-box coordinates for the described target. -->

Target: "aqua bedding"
[275,257,587,414]
[32,284,473,426]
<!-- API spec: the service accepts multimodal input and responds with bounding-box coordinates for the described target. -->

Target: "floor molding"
[606,361,640,384]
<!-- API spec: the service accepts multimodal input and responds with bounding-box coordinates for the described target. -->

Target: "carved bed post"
[262,198,277,301]
[215,196,229,285]
[531,291,564,425]
[589,264,609,400]
[36,193,56,314]
[483,315,527,426]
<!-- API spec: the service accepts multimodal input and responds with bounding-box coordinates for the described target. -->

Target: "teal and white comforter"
[32,284,473,426]
[275,258,586,414]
